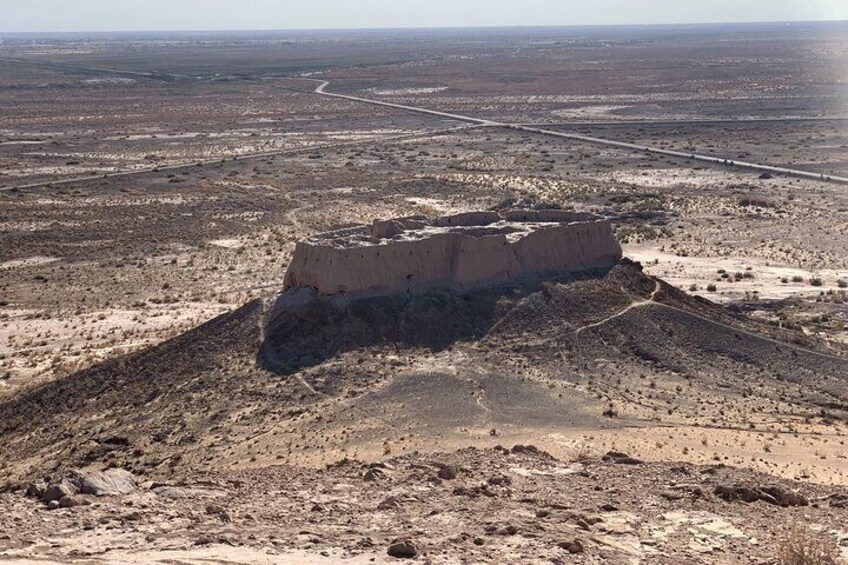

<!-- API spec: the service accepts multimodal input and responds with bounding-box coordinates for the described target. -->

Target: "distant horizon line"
[1,18,846,36]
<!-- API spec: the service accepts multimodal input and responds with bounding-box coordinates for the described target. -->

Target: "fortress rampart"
[281,210,622,298]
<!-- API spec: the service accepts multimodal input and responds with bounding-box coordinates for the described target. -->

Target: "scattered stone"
[58,495,89,509]
[558,538,585,554]
[714,484,807,507]
[377,496,402,510]
[600,503,620,512]
[511,444,549,457]
[494,524,519,536]
[759,486,808,507]
[714,485,760,503]
[42,481,78,504]
[363,468,385,482]
[436,465,459,480]
[602,451,643,465]
[25,481,47,499]
[827,494,848,508]
[487,474,512,486]
[205,504,231,522]
[584,515,604,526]
[558,462,589,477]
[387,538,418,558]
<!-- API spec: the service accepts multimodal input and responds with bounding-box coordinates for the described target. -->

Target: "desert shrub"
[792,276,804,283]
[706,283,717,292]
[837,279,847,289]
[776,525,839,565]
[809,277,823,287]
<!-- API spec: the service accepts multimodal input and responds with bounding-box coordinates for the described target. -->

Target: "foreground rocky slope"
[1,447,847,563]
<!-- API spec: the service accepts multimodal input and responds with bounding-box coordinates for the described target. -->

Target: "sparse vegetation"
[776,525,840,565]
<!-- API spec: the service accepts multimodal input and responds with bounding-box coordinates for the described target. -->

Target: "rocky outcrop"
[26,468,138,509]
[282,210,621,299]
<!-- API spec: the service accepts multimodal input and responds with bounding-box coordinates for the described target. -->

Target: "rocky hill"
[1,259,846,487]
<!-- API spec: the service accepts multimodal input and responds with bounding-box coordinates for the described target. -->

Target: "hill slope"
[1,260,847,486]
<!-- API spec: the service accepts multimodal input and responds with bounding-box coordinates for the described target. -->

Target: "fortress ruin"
[281,210,622,299]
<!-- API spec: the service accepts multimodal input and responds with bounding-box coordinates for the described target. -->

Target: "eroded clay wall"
[284,217,622,297]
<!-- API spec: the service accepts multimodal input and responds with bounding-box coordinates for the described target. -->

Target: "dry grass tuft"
[777,524,840,565]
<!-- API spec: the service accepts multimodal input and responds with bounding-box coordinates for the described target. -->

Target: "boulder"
[714,485,761,503]
[759,486,808,507]
[42,480,78,503]
[70,468,137,496]
[387,538,418,559]
[25,481,47,499]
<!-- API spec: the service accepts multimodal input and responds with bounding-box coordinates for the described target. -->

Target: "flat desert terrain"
[1,22,847,563]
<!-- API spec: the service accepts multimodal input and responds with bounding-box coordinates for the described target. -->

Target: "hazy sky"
[1,0,847,33]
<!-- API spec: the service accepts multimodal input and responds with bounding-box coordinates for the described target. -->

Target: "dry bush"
[776,524,840,565]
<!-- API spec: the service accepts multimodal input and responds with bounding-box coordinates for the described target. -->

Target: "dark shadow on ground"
[258,266,617,375]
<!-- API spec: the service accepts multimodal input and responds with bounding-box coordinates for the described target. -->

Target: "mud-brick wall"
[284,219,621,297]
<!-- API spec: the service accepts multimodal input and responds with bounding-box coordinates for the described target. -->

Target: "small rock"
[487,475,512,486]
[602,451,643,465]
[205,504,231,522]
[600,503,619,512]
[387,538,418,559]
[559,462,589,477]
[59,495,89,508]
[511,444,543,455]
[25,481,47,499]
[714,485,760,503]
[363,468,385,482]
[43,481,78,504]
[558,539,585,554]
[495,524,519,536]
[536,508,550,518]
[46,500,60,510]
[437,465,458,480]
[377,496,401,510]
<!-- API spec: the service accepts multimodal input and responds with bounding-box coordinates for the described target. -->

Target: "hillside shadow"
[258,266,617,375]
